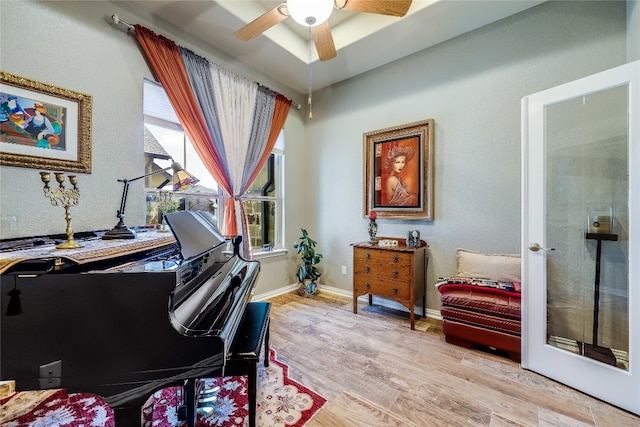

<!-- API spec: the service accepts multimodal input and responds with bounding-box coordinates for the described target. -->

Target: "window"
[143,79,284,254]
[243,132,284,253]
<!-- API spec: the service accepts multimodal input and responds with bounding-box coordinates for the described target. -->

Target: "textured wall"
[0,1,629,304]
[0,1,307,295]
[629,0,640,61]
[305,0,627,311]
[0,1,150,238]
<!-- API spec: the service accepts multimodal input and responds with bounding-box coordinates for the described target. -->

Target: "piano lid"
[164,211,225,261]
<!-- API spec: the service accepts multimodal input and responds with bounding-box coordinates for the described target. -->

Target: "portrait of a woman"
[365,119,433,220]
[382,142,418,206]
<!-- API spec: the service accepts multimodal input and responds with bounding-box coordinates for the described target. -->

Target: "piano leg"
[113,405,147,426]
[264,318,270,368]
[248,363,258,427]
[181,378,197,427]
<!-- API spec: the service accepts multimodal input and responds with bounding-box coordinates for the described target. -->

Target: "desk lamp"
[102,162,199,240]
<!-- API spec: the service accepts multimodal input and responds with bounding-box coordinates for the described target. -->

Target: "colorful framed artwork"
[0,71,92,173]
[364,119,434,220]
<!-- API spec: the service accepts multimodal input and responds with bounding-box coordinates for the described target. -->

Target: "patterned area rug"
[142,348,326,426]
[0,389,115,426]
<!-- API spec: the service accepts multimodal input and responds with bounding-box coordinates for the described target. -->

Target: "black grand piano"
[0,210,261,425]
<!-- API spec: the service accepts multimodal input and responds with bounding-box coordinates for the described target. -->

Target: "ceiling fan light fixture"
[287,0,333,27]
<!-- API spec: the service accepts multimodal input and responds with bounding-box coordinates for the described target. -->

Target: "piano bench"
[229,301,272,368]
[226,301,272,427]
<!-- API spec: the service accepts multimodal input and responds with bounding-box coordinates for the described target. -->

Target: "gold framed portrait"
[364,119,434,220]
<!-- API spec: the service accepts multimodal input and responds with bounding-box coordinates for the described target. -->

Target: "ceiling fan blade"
[234,4,289,41]
[311,22,337,61]
[337,0,412,17]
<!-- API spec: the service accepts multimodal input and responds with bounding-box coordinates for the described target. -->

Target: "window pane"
[144,123,219,193]
[244,200,275,250]
[245,154,275,197]
[273,129,285,152]
[144,79,180,123]
[146,191,220,228]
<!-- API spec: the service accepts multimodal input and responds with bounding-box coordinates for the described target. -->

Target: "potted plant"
[293,228,323,297]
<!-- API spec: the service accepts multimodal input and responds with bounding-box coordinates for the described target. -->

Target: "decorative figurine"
[368,211,378,243]
[407,229,421,247]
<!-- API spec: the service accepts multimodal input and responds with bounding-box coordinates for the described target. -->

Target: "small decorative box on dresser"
[352,238,428,329]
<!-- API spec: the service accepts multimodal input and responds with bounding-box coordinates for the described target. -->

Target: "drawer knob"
[365,265,370,273]
[393,255,398,263]
[392,270,398,278]
[366,282,371,289]
[393,287,398,295]
[365,252,370,260]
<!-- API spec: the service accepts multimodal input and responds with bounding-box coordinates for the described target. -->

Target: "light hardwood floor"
[264,292,640,427]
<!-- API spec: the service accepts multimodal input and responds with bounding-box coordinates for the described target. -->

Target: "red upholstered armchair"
[437,249,522,362]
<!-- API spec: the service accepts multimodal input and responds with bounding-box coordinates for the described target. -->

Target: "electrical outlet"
[39,360,62,378]
[341,265,347,275]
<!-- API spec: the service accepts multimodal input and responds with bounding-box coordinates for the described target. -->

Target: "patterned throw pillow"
[456,248,521,282]
[435,276,520,292]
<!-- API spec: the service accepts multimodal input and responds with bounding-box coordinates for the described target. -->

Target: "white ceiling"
[112,1,546,95]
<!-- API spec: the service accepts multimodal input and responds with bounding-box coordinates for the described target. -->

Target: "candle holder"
[368,211,378,243]
[40,171,83,249]
[368,219,378,243]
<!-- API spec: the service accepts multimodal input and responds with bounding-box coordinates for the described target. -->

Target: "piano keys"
[0,211,260,425]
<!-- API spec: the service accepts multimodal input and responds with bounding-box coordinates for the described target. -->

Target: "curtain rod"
[111,14,302,111]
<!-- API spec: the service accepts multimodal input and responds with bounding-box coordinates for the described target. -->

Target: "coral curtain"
[181,51,291,256]
[134,25,291,255]
[133,25,232,195]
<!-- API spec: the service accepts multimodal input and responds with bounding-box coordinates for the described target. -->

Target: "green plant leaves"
[293,228,323,282]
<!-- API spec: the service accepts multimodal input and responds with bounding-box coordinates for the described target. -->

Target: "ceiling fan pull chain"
[307,26,313,120]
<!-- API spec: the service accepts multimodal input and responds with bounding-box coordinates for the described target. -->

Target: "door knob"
[528,243,555,252]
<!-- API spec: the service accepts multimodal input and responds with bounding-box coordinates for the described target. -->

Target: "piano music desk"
[184,301,271,427]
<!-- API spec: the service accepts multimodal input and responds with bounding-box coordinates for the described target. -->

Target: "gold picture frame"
[364,119,434,220]
[0,71,92,173]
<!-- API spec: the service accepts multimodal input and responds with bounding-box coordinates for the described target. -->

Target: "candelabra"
[40,171,83,249]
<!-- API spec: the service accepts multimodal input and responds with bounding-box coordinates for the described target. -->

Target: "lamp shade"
[171,163,199,191]
[287,0,333,27]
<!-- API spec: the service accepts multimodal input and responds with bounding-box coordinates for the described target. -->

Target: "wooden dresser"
[352,239,428,329]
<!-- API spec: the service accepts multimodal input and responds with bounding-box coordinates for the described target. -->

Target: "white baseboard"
[253,283,442,320]
[251,284,298,301]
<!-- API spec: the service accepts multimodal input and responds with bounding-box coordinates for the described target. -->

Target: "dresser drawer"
[354,247,413,266]
[354,276,411,301]
[354,261,413,282]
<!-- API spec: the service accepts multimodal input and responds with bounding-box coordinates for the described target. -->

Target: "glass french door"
[521,60,639,414]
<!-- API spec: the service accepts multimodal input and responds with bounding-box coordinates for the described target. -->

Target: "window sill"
[252,248,288,260]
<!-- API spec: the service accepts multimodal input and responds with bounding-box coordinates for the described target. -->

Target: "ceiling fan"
[234,0,413,61]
